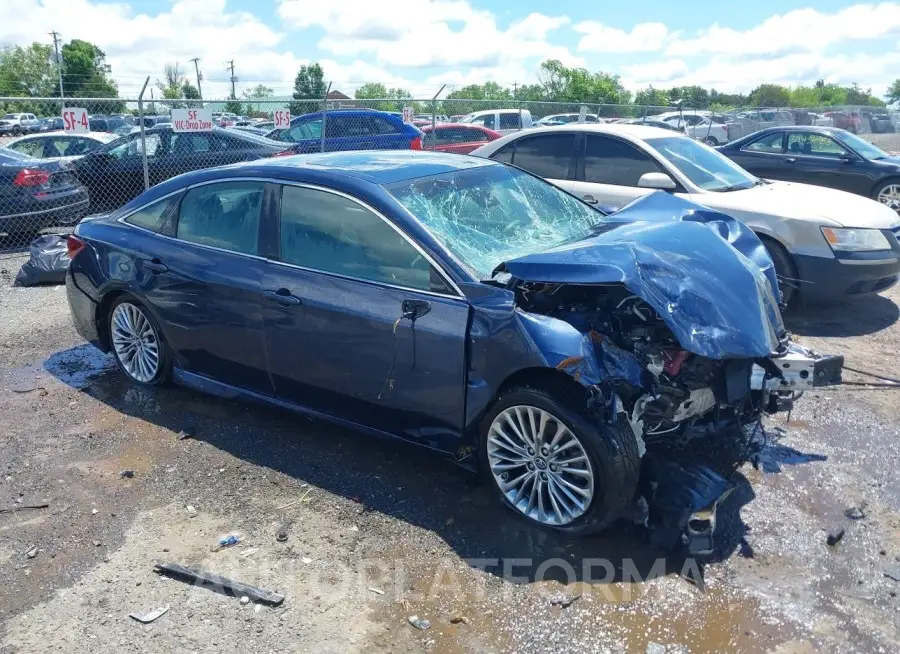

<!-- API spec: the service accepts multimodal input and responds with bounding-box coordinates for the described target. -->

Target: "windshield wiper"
[712,183,754,192]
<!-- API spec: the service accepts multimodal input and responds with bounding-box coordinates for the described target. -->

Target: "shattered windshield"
[387,165,605,278]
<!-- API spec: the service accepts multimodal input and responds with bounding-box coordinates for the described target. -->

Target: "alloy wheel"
[877,184,900,211]
[487,405,594,526]
[111,302,160,383]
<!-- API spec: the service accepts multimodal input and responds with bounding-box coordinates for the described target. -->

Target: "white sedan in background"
[6,131,119,163]
[472,124,900,304]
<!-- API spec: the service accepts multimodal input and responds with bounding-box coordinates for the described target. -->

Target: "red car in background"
[422,123,501,154]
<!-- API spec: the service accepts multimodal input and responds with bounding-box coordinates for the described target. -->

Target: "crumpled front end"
[500,192,843,555]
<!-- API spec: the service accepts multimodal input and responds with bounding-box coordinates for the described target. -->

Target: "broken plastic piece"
[129,604,170,624]
[153,562,285,606]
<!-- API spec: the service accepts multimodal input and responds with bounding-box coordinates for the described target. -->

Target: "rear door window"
[508,134,575,179]
[124,195,180,234]
[10,139,44,158]
[469,114,496,129]
[584,135,664,186]
[175,181,265,254]
[498,113,521,130]
[742,132,784,153]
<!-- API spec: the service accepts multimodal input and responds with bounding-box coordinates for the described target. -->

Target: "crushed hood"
[501,192,785,359]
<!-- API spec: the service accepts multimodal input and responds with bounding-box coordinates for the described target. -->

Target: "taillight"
[66,235,86,260]
[410,137,423,151]
[13,168,51,187]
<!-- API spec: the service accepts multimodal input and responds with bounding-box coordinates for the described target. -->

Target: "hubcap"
[877,184,900,211]
[487,405,594,526]
[111,303,160,383]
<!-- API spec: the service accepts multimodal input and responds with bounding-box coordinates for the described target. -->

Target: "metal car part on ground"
[64,152,842,555]
[471,124,900,304]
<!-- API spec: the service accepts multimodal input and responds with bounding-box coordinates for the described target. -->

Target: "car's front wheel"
[479,385,640,535]
[108,298,171,385]
[702,136,719,145]
[873,179,900,212]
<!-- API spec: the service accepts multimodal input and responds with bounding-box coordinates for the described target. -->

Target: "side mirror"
[840,151,855,163]
[637,172,677,190]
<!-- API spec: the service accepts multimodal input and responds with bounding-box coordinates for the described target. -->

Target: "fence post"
[137,76,151,192]
[320,81,332,154]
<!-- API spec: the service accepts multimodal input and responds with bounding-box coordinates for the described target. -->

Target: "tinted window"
[10,139,44,158]
[584,135,662,186]
[492,143,514,164]
[498,112,521,129]
[286,118,322,141]
[170,132,225,154]
[509,134,574,179]
[279,185,446,293]
[108,133,161,159]
[124,195,179,233]
[787,133,846,158]
[743,132,784,153]
[469,114,496,129]
[176,182,264,254]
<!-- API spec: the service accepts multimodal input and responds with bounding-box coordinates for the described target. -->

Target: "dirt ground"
[0,254,899,654]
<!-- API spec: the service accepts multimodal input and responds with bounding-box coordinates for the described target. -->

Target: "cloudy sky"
[3,0,900,99]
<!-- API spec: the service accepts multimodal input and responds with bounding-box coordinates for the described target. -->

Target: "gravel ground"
[0,269,899,653]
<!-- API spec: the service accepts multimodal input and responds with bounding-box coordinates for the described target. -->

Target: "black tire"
[107,296,172,386]
[760,236,798,307]
[478,385,641,536]
[702,136,719,146]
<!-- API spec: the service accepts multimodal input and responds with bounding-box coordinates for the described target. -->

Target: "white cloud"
[667,3,900,57]
[574,21,669,53]
[277,1,580,70]
[621,51,900,95]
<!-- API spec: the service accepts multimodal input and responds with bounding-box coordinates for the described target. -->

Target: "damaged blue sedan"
[65,151,843,554]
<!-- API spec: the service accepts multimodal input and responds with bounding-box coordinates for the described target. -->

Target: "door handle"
[401,299,431,320]
[263,288,302,306]
[582,194,599,204]
[784,157,797,163]
[144,259,168,274]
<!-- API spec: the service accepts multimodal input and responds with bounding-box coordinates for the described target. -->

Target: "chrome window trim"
[115,176,466,299]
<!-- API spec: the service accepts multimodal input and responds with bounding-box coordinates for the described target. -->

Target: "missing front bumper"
[751,345,843,392]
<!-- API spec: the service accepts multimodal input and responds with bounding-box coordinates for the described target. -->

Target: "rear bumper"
[0,191,89,233]
[65,272,103,349]
[793,252,900,300]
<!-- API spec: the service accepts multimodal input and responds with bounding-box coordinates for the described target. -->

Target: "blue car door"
[260,183,470,444]
[136,180,274,394]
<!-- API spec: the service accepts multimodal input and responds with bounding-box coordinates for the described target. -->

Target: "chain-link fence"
[2,93,899,253]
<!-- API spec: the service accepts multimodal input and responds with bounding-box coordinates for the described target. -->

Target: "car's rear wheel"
[12,126,21,136]
[108,298,170,385]
[873,179,900,212]
[702,136,719,146]
[479,385,640,535]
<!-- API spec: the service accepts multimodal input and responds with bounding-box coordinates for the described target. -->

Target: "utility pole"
[189,57,203,102]
[49,30,64,110]
[513,82,518,99]
[226,59,237,99]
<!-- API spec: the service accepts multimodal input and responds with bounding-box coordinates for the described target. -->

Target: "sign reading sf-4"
[62,108,89,133]
[171,108,213,132]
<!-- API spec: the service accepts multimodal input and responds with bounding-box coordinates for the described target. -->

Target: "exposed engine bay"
[511,280,843,555]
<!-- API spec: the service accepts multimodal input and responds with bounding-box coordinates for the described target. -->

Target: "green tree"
[223,99,244,115]
[748,83,791,107]
[667,85,710,108]
[59,39,121,108]
[290,63,325,114]
[535,59,630,108]
[244,83,274,112]
[886,79,900,104]
[157,62,187,109]
[0,43,55,99]
[354,82,418,111]
[634,86,669,109]
[181,82,201,108]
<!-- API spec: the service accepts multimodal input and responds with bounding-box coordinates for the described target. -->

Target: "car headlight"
[821,227,892,252]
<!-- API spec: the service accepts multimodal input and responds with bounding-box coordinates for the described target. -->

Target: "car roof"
[11,130,117,142]
[498,123,682,140]
[465,108,527,116]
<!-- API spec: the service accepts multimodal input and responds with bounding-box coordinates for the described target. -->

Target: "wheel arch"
[870,175,900,199]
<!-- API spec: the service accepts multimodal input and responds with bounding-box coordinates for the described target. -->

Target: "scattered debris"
[241,548,259,558]
[839,587,875,601]
[186,505,197,518]
[176,429,193,441]
[216,535,240,550]
[119,469,135,479]
[11,386,47,395]
[450,616,469,625]
[367,587,385,595]
[301,557,312,564]
[240,596,250,606]
[91,508,98,515]
[254,604,261,614]
[0,501,49,515]
[275,523,289,542]
[826,525,845,546]
[844,504,867,520]
[884,565,900,582]
[276,488,313,511]
[93,540,102,547]
[550,593,582,608]
[129,605,170,624]
[24,546,38,559]
[153,562,285,606]
[407,615,431,630]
